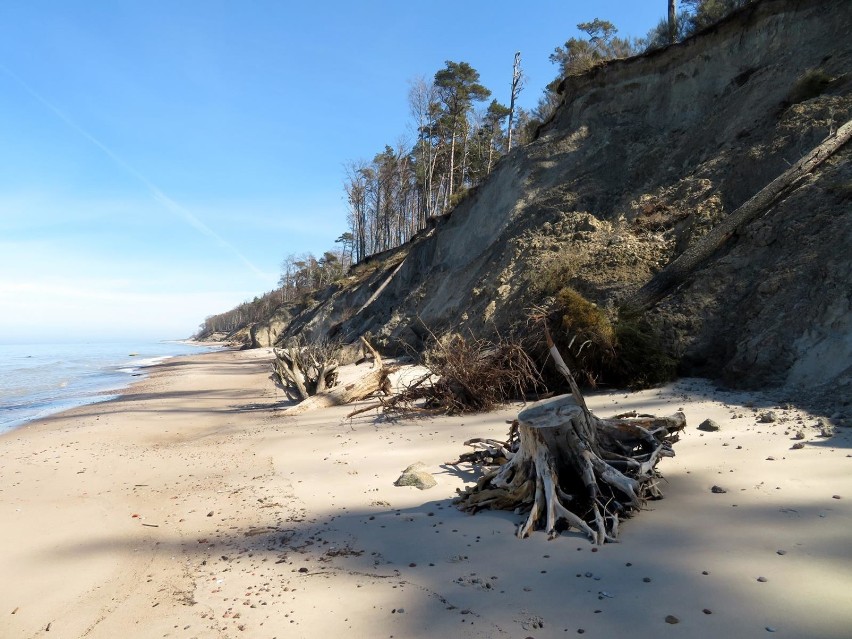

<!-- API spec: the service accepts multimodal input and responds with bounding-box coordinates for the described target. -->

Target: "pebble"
[665,615,680,624]
[759,411,777,423]
[703,608,712,614]
[832,495,842,500]
[698,419,721,432]
[757,576,768,582]
[791,442,805,449]
[776,550,787,555]
[711,485,727,493]
[643,577,652,583]
[766,627,777,632]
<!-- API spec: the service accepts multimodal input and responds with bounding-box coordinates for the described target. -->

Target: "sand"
[1,348,850,638]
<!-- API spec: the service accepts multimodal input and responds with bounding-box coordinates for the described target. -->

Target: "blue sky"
[0,1,665,342]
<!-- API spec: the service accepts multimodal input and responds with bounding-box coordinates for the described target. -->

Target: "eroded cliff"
[261,0,851,400]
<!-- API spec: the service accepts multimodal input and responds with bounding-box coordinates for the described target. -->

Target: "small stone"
[702,571,709,575]
[766,627,776,632]
[791,442,805,449]
[207,511,214,517]
[698,419,721,432]
[766,456,776,461]
[298,567,308,573]
[665,615,680,624]
[759,411,777,423]
[394,463,437,489]
[711,485,727,494]
[757,576,768,582]
[776,550,787,555]
[643,577,652,583]
[703,608,712,614]
[794,430,805,440]
[832,495,842,500]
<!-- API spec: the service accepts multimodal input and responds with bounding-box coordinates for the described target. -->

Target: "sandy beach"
[1,348,850,639]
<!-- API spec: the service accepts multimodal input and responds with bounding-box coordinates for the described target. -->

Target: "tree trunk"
[282,366,392,415]
[281,338,394,415]
[668,0,677,44]
[626,118,852,313]
[453,395,685,544]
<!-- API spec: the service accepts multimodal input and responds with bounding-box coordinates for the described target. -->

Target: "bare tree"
[668,0,678,43]
[507,52,524,152]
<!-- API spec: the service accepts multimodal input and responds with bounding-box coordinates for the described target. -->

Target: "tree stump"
[454,394,685,544]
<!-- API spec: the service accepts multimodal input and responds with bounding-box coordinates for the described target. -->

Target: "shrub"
[556,287,616,350]
[787,69,833,105]
[612,311,678,388]
[535,288,676,389]
[533,253,578,297]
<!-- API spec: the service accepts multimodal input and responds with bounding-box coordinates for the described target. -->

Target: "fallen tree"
[281,337,394,415]
[272,337,340,401]
[626,118,852,312]
[452,326,686,543]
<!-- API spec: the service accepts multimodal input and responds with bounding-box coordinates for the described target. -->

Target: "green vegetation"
[787,68,834,105]
[612,310,678,388]
[531,250,580,298]
[345,60,515,263]
[556,287,616,352]
[195,289,285,339]
[544,287,676,389]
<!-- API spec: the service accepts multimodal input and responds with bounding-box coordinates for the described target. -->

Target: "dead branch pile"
[349,333,545,418]
[272,337,340,401]
[421,333,545,413]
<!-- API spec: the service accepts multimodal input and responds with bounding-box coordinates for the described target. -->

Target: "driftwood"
[347,332,544,418]
[282,337,394,415]
[452,323,685,543]
[627,118,852,312]
[272,345,339,401]
[453,395,685,543]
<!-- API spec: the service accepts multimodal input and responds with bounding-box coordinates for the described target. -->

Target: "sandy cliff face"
[270,0,851,398]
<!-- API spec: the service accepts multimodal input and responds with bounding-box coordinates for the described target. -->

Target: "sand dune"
[1,348,850,638]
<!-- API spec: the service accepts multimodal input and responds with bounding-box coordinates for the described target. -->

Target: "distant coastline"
[0,340,225,434]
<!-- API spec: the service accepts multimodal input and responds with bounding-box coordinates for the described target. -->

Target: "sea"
[0,340,222,434]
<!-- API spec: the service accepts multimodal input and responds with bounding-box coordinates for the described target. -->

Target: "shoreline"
[1,349,850,638]
[0,340,233,436]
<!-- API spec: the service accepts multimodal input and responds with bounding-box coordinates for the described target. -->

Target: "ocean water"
[0,340,221,434]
